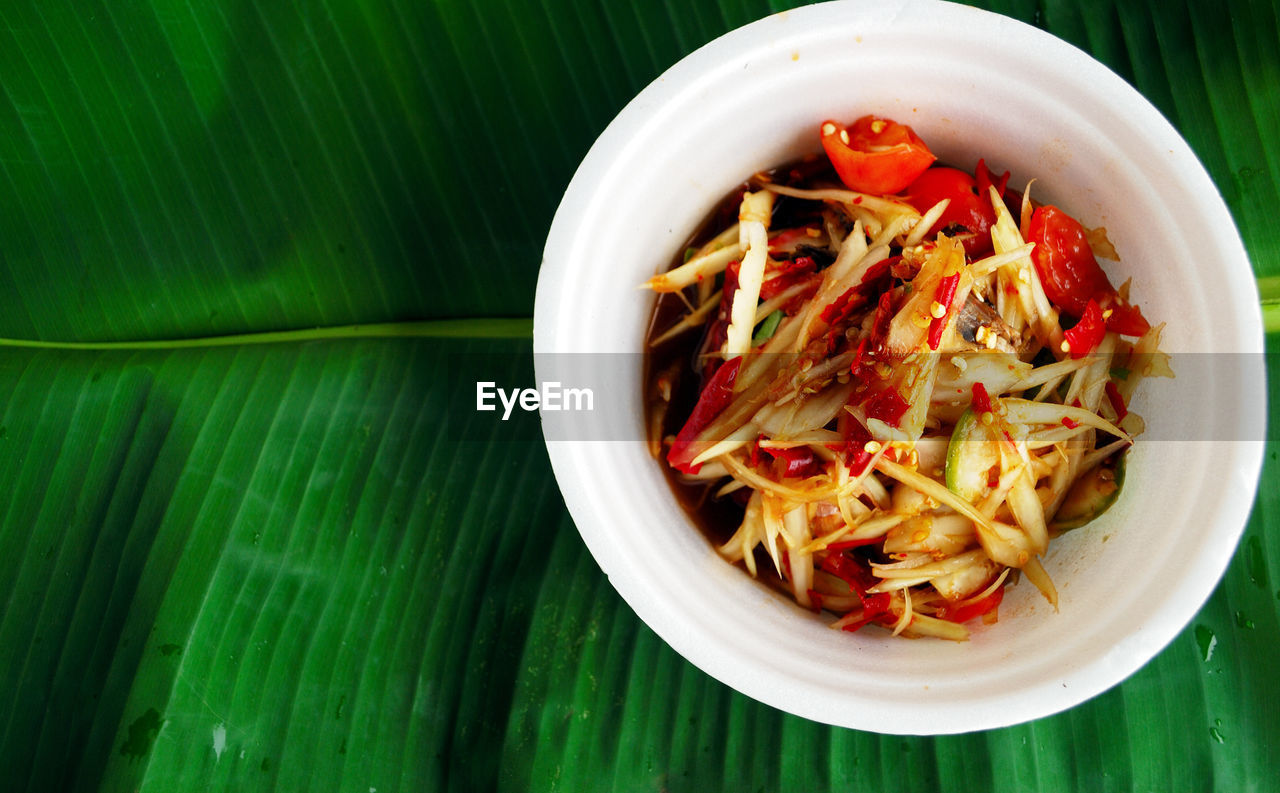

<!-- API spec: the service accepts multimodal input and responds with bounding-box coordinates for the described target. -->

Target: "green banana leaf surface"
[1,1,1278,791]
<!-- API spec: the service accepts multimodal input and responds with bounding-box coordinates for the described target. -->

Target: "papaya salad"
[642,114,1170,641]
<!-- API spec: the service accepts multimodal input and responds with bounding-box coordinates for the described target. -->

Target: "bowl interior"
[535,0,1264,733]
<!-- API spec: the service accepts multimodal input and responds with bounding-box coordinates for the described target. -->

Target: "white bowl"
[534,0,1265,734]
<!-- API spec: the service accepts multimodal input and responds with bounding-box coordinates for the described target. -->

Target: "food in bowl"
[642,114,1169,640]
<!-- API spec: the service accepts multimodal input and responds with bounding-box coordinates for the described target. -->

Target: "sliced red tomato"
[1099,300,1151,337]
[1027,205,1150,336]
[1061,298,1105,358]
[904,167,997,256]
[820,115,935,195]
[975,158,1010,201]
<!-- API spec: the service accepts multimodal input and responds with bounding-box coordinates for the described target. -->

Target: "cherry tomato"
[904,167,997,256]
[1027,206,1150,335]
[975,158,1010,202]
[1102,301,1150,337]
[820,115,935,195]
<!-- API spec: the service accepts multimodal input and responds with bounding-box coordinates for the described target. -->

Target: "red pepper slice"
[936,586,1005,624]
[830,406,875,475]
[759,256,818,300]
[865,254,896,287]
[807,589,825,613]
[1061,298,1105,359]
[868,290,896,350]
[904,167,997,256]
[848,338,869,377]
[821,551,877,594]
[838,605,891,633]
[819,286,862,325]
[700,260,740,369]
[821,552,893,631]
[926,272,961,350]
[1028,206,1151,336]
[819,286,868,353]
[971,381,994,416]
[820,115,936,195]
[1105,380,1129,422]
[864,387,910,428]
[667,356,742,474]
[765,446,820,479]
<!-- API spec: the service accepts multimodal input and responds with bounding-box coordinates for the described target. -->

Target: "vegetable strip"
[642,112,1164,641]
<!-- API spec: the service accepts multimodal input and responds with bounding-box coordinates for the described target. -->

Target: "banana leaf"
[0,1,1277,791]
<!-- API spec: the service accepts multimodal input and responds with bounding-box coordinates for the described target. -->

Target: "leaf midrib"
[0,317,534,350]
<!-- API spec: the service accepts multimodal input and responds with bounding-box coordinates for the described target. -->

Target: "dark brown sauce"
[642,154,838,547]
[642,190,748,547]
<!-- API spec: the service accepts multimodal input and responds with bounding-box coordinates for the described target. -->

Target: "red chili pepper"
[859,255,895,291]
[937,586,1005,624]
[849,338,868,376]
[820,115,936,194]
[842,445,874,476]
[832,408,875,475]
[1027,206,1151,336]
[820,287,861,325]
[667,355,742,474]
[838,604,892,633]
[820,552,893,632]
[765,446,820,479]
[1061,298,1105,359]
[807,589,825,613]
[779,274,823,315]
[821,551,877,594]
[864,387,910,428]
[971,382,994,415]
[927,272,961,350]
[1062,417,1080,429]
[759,256,818,299]
[865,592,891,615]
[701,260,740,370]
[819,286,868,353]
[790,255,818,274]
[1105,380,1129,422]
[869,290,896,349]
